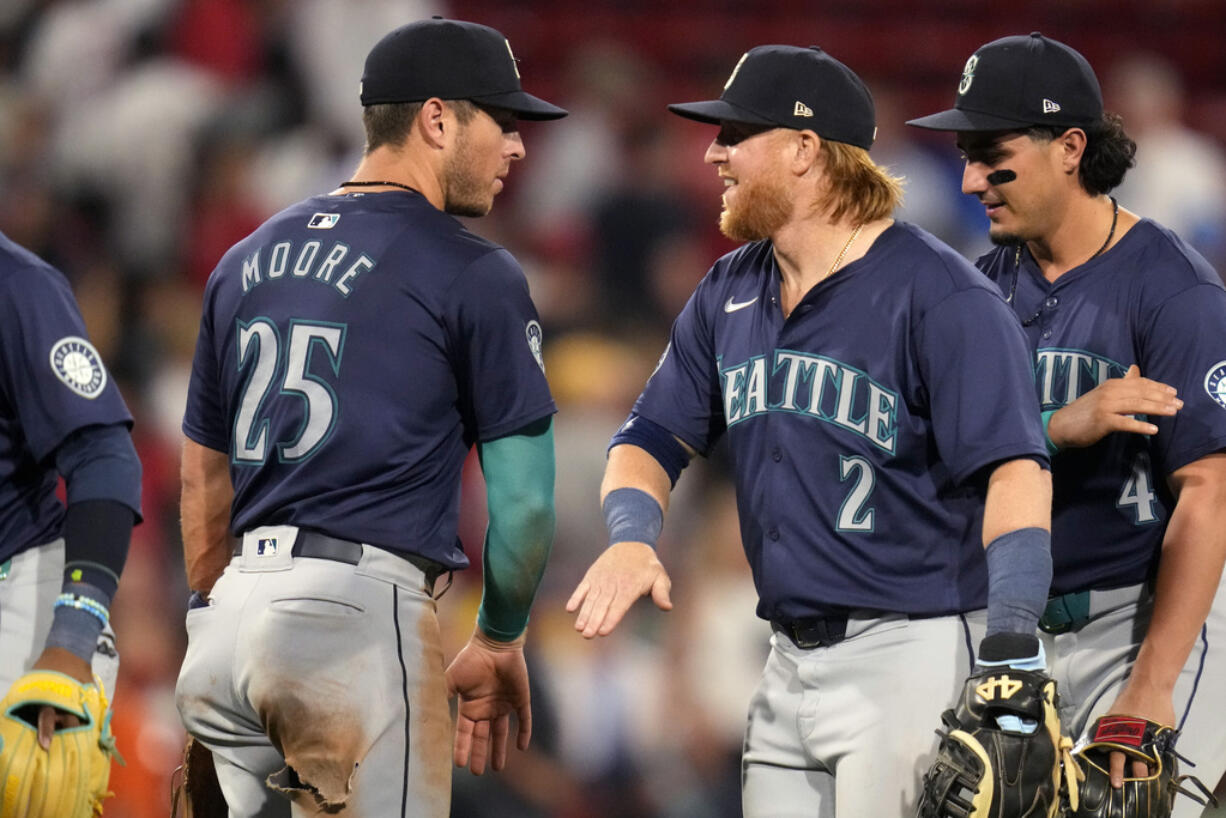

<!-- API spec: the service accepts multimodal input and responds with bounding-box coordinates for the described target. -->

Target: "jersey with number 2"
[634,222,1048,621]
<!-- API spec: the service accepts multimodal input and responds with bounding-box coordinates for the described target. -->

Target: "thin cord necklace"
[340,180,420,194]
[1007,196,1118,324]
[826,223,864,279]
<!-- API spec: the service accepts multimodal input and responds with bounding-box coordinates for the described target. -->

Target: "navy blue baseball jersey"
[978,219,1226,594]
[183,190,556,568]
[634,222,1048,621]
[0,232,133,561]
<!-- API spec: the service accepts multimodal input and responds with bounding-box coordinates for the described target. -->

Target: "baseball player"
[0,229,141,811]
[567,45,1054,817]
[173,18,566,817]
[909,32,1226,812]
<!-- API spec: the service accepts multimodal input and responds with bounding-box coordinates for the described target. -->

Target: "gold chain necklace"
[826,224,864,279]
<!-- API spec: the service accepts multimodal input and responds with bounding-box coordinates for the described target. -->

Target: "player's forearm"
[982,457,1052,543]
[1130,456,1226,694]
[477,419,556,641]
[180,437,235,593]
[602,443,676,512]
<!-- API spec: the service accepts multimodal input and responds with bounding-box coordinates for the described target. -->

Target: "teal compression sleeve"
[476,417,556,641]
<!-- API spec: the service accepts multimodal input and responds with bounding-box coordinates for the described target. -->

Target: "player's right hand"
[566,541,672,638]
[1047,365,1182,449]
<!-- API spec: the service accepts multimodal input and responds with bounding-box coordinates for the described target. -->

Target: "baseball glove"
[916,668,1078,818]
[170,737,228,818]
[1068,715,1218,818]
[0,670,121,818]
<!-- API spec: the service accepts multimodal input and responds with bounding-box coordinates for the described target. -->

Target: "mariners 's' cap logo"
[958,54,979,95]
[49,336,107,399]
[525,320,544,372]
[1205,360,1226,410]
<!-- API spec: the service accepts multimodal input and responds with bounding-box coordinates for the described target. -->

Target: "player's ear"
[793,130,821,176]
[417,98,449,149]
[1056,128,1088,176]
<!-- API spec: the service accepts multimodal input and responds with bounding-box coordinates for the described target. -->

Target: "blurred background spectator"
[2,1,1224,814]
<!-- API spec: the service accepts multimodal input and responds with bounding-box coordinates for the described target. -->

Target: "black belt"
[234,530,449,588]
[771,613,849,649]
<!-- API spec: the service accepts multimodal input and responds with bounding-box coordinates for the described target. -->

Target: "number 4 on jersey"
[1117,451,1158,524]
[233,319,347,464]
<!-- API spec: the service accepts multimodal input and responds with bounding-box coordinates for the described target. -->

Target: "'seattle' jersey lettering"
[721,351,898,453]
[184,191,556,568]
[978,220,1226,593]
[633,223,1048,621]
[1035,348,1123,408]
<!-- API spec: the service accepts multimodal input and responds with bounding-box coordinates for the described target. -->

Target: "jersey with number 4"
[183,191,555,568]
[978,219,1226,593]
[634,222,1048,621]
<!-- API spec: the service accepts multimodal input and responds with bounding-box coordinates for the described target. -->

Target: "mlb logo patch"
[308,213,340,229]
[257,537,279,556]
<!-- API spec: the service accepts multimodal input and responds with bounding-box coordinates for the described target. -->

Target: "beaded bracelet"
[54,592,110,627]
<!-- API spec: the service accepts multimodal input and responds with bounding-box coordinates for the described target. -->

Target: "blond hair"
[818,140,904,224]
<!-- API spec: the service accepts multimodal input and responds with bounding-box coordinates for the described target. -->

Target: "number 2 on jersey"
[233,318,347,464]
[837,455,876,532]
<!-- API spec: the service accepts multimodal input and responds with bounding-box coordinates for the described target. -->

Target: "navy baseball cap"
[907,32,1102,132]
[668,45,877,149]
[360,17,567,121]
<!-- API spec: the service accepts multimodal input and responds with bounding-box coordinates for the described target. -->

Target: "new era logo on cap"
[1042,98,1061,114]
[794,101,814,117]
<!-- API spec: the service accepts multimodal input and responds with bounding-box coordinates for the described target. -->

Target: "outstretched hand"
[566,541,673,638]
[445,629,532,775]
[1047,365,1181,449]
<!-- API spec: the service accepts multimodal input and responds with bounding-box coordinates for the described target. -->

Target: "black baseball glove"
[1068,715,1218,818]
[916,667,1077,818]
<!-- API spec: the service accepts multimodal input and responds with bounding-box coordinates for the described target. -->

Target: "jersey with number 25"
[183,191,555,569]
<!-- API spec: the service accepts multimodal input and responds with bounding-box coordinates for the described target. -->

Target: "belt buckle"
[787,615,846,649]
[1039,592,1090,634]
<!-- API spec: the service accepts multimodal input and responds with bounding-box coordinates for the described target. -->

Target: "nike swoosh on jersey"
[724,296,759,313]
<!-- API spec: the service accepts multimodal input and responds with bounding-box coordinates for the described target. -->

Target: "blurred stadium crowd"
[1,0,1224,815]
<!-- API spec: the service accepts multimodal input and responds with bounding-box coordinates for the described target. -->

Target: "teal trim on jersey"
[1040,409,1060,456]
[476,418,556,641]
